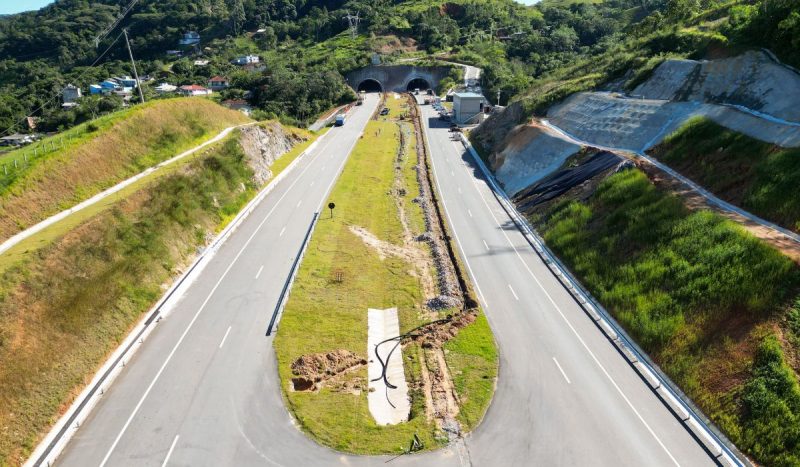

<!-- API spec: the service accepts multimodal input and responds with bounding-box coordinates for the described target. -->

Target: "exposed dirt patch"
[372,35,418,55]
[290,349,367,392]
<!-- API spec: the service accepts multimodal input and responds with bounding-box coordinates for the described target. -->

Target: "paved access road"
[417,99,716,466]
[55,92,715,467]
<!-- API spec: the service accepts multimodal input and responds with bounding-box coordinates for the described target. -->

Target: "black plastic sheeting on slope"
[513,151,625,211]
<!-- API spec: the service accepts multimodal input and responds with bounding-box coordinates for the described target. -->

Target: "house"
[222,99,253,115]
[166,50,183,57]
[0,133,36,147]
[194,59,209,67]
[232,55,260,66]
[115,76,139,88]
[155,83,177,93]
[89,84,103,95]
[452,92,486,124]
[208,76,229,91]
[101,80,121,93]
[62,84,82,105]
[179,31,200,46]
[178,85,212,96]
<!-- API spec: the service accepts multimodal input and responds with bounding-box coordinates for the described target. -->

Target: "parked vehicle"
[414,88,420,95]
[335,114,346,126]
[380,107,389,116]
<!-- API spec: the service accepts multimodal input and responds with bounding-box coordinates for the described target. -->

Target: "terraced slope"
[0,98,251,243]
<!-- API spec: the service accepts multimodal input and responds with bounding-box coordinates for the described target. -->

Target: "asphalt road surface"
[55,93,717,466]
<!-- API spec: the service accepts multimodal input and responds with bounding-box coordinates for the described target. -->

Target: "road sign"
[328,202,336,218]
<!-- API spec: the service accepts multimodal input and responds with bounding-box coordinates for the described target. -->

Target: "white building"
[62,84,82,106]
[155,83,177,93]
[178,85,212,96]
[453,92,486,124]
[233,55,260,66]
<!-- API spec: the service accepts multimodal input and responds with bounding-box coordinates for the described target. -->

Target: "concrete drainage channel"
[23,129,333,467]
[457,133,749,467]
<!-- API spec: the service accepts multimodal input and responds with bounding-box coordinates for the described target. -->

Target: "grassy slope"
[649,117,800,232]
[0,126,305,466]
[0,98,251,243]
[274,96,496,454]
[534,168,800,465]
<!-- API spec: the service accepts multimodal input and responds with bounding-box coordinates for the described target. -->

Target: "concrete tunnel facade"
[345,65,453,93]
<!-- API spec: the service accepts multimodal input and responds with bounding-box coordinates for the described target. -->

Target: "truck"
[335,114,346,126]
[356,91,365,105]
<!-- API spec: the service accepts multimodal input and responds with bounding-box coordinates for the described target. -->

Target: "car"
[380,107,389,115]
[439,114,450,121]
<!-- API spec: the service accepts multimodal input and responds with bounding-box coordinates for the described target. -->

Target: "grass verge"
[533,168,800,465]
[0,98,251,243]
[0,126,304,466]
[274,96,496,454]
[649,116,800,232]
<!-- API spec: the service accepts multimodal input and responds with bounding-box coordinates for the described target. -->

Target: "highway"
[52,92,716,467]
[417,100,716,466]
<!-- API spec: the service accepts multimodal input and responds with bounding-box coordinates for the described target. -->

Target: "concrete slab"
[367,307,411,425]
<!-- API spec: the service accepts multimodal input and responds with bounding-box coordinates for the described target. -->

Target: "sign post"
[328,202,336,219]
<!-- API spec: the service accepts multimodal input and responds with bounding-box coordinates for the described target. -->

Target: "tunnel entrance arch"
[357,79,383,93]
[406,77,431,92]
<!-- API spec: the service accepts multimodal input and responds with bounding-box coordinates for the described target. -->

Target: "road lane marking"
[467,209,473,218]
[296,200,302,207]
[279,227,286,237]
[458,186,462,194]
[483,239,490,251]
[451,170,455,177]
[309,180,315,187]
[464,153,682,467]
[96,102,375,467]
[219,326,232,349]
[553,357,571,384]
[161,435,179,467]
[255,265,264,279]
[508,284,519,301]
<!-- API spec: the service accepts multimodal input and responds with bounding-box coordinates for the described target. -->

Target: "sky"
[0,0,54,15]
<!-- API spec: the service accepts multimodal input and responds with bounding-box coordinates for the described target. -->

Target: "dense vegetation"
[0,134,262,464]
[650,117,800,232]
[536,168,800,465]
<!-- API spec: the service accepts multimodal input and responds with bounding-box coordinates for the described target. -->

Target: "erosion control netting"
[513,151,625,211]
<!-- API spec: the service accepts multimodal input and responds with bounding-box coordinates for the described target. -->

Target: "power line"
[0,31,125,139]
[94,0,142,48]
[342,11,360,40]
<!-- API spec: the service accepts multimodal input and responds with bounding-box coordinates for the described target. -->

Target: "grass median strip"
[274,95,497,454]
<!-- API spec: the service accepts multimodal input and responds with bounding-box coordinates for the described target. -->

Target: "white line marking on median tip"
[508,284,519,301]
[279,227,286,237]
[553,357,571,384]
[483,239,490,251]
[161,435,179,467]
[219,326,232,349]
[255,265,264,279]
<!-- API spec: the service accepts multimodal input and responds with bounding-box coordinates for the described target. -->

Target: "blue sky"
[0,0,54,15]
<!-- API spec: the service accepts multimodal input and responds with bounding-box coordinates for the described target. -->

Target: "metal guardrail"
[458,132,748,467]
[266,212,319,336]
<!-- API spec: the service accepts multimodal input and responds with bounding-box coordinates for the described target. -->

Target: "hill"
[0,97,250,245]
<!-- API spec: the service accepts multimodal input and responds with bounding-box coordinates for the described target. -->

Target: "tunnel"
[357,79,383,93]
[406,78,431,91]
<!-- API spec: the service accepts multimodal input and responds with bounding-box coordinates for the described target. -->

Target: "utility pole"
[123,29,145,104]
[497,90,502,106]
